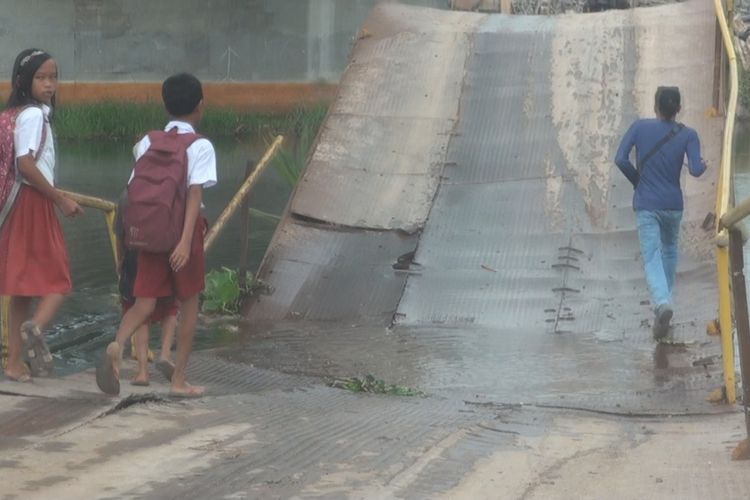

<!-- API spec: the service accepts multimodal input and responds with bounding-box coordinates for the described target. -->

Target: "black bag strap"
[637,123,685,174]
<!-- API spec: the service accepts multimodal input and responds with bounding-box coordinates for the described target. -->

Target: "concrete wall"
[0,0,447,83]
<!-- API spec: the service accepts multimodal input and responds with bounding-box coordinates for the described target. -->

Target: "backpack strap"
[636,123,685,175]
[0,105,48,229]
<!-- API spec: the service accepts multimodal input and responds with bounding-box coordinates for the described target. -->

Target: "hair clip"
[20,50,46,67]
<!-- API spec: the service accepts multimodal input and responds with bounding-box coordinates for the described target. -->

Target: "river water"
[48,137,290,372]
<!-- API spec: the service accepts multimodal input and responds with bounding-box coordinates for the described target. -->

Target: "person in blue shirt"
[615,86,707,339]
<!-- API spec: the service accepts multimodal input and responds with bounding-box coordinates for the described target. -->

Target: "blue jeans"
[636,210,683,310]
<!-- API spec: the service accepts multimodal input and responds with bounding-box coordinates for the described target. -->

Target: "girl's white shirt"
[15,104,55,186]
[130,120,217,188]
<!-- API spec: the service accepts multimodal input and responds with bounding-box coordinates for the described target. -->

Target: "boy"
[97,73,217,397]
[116,190,179,386]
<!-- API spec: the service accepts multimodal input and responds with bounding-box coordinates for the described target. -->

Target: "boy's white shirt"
[15,104,55,186]
[129,120,217,188]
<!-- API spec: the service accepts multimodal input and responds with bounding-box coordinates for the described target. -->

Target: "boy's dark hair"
[162,73,203,117]
[655,86,680,121]
[7,48,55,109]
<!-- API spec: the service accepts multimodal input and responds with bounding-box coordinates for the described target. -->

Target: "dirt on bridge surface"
[2,1,750,498]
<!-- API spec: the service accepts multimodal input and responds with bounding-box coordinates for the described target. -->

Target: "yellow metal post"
[713,0,739,404]
[204,135,284,252]
[104,209,120,272]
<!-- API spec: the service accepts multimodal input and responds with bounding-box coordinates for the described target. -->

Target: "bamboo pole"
[204,135,284,252]
[59,190,116,212]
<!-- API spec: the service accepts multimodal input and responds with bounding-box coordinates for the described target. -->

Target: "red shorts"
[0,186,72,296]
[133,217,206,301]
[121,298,178,325]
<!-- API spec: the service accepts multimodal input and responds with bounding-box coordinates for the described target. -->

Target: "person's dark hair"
[162,73,203,117]
[655,86,681,121]
[7,48,54,108]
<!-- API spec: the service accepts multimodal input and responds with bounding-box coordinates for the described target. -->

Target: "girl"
[0,48,83,382]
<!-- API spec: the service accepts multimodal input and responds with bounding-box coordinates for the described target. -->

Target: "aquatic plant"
[329,375,425,397]
[202,267,253,314]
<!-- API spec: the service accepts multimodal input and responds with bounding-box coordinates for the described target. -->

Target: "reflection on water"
[49,136,291,371]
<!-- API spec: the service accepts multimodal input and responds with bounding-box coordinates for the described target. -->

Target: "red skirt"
[0,186,72,296]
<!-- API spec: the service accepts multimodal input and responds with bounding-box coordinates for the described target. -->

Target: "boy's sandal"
[155,360,175,382]
[96,342,122,396]
[130,379,150,387]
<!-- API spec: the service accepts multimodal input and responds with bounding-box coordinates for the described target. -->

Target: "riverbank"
[0,81,337,113]
[0,101,327,142]
[50,102,328,141]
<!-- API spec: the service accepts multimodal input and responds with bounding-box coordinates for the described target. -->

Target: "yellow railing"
[713,0,739,404]
[1,136,284,366]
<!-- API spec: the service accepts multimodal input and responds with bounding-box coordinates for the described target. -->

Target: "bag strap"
[35,108,49,162]
[637,123,684,175]
[0,105,48,229]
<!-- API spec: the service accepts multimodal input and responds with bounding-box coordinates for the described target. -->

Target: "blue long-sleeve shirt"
[615,118,706,211]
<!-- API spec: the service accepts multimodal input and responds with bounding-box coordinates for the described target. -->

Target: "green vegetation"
[329,375,425,397]
[202,267,253,315]
[269,104,326,187]
[48,102,328,141]
[741,67,750,111]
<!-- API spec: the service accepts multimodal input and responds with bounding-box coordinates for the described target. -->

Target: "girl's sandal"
[5,364,32,383]
[20,321,53,377]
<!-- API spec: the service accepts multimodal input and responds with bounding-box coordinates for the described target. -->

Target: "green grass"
[269,103,326,186]
[45,102,328,141]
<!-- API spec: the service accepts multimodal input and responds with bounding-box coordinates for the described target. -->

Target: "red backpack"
[123,128,202,253]
[0,105,47,229]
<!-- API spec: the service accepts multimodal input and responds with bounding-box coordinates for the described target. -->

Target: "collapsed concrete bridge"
[247,0,724,413]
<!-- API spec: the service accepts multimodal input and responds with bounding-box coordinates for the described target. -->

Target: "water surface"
[49,136,290,371]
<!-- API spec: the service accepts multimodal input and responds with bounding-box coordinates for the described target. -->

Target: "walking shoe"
[653,304,673,340]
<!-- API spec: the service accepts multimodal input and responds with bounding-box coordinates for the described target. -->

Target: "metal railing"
[1,135,284,366]
[713,0,739,405]
[714,0,739,404]
[712,0,750,457]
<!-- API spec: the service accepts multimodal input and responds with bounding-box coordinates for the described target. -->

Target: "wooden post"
[238,160,257,290]
[729,229,750,445]
[714,18,723,112]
